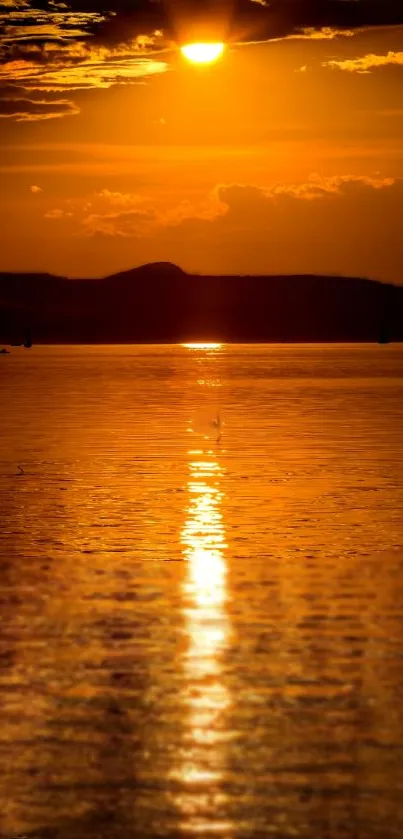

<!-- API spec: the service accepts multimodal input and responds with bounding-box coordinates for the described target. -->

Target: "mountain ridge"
[1,263,401,343]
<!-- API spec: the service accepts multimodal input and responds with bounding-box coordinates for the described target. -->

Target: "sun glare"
[182,343,222,350]
[180,43,225,65]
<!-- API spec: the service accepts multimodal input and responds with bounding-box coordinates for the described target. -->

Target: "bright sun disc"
[180,43,225,65]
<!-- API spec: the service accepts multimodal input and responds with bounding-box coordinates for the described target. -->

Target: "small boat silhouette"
[0,347,9,354]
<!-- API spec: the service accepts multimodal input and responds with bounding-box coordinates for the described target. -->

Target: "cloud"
[82,208,159,237]
[266,173,395,199]
[195,175,395,222]
[45,207,70,217]
[65,0,403,45]
[93,189,146,208]
[43,188,154,233]
[1,1,403,57]
[79,189,160,235]
[1,54,168,91]
[0,92,79,119]
[1,1,403,100]
[40,174,397,242]
[0,4,106,45]
[0,40,168,94]
[167,174,403,281]
[0,4,167,96]
[41,185,226,237]
[280,26,357,42]
[325,50,403,73]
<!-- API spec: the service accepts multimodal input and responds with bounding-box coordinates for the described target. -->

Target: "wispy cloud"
[42,185,227,237]
[0,3,167,104]
[325,50,403,73]
[1,53,168,91]
[0,4,106,38]
[286,26,356,41]
[45,207,71,218]
[265,173,395,199]
[0,93,79,119]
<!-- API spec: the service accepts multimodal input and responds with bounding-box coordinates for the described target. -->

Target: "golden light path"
[171,343,232,834]
[180,43,225,65]
[174,452,232,834]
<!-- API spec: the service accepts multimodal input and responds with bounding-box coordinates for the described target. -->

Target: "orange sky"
[1,1,403,282]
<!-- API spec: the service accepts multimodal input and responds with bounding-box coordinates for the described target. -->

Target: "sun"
[180,43,225,65]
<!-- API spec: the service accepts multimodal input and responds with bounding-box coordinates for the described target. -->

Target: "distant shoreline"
[2,341,402,347]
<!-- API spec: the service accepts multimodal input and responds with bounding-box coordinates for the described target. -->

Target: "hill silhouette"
[0,263,401,343]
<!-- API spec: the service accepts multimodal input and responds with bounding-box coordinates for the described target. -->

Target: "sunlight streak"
[172,450,232,834]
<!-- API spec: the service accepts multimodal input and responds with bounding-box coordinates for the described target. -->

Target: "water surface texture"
[1,344,403,839]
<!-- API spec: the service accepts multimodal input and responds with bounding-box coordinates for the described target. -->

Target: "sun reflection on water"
[182,343,222,350]
[173,451,232,835]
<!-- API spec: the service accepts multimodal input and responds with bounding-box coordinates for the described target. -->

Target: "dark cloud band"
[2,0,403,53]
[0,93,79,119]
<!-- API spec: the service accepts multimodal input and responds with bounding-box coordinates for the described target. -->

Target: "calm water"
[1,344,403,839]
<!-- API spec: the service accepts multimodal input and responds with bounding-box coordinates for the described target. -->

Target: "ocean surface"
[1,344,403,839]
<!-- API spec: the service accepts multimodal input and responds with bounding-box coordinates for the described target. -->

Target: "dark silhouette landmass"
[0,262,401,343]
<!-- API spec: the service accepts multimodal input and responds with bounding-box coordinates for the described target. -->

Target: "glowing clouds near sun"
[180,43,225,64]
